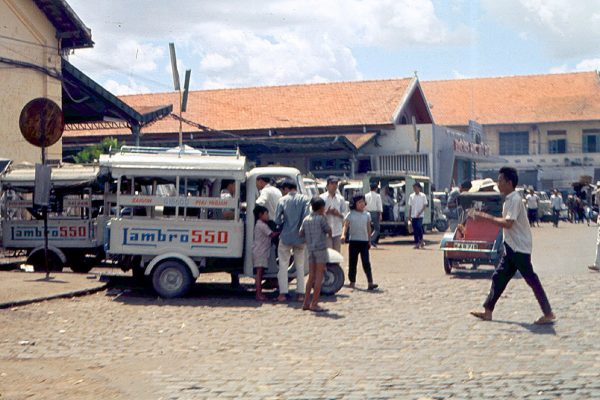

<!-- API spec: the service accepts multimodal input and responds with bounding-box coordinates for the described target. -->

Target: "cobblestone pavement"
[0,223,599,399]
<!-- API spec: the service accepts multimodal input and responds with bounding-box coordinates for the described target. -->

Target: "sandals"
[309,306,327,313]
[534,314,556,325]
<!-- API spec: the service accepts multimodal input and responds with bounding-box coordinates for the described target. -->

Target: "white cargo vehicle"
[101,147,345,298]
[0,163,106,273]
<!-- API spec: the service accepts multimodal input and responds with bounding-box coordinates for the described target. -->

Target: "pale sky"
[67,0,600,95]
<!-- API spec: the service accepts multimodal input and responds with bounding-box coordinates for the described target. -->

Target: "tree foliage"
[73,137,123,163]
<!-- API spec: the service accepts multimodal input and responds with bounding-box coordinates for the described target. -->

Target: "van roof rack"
[119,146,239,158]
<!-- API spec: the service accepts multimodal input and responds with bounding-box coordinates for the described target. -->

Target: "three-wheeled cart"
[439,192,504,274]
[0,163,107,273]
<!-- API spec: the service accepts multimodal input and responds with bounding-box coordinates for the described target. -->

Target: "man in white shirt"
[364,182,383,247]
[470,167,555,325]
[319,176,346,252]
[550,189,563,228]
[525,189,540,228]
[408,182,428,249]
[588,187,600,272]
[256,176,282,223]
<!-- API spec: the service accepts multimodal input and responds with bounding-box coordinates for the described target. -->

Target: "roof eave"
[34,0,93,49]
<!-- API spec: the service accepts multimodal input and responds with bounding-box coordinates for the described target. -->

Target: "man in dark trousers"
[470,167,556,325]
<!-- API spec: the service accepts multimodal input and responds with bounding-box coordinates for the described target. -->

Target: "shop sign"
[453,138,490,156]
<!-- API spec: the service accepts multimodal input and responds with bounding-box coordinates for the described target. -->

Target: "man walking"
[275,180,310,302]
[365,182,383,247]
[320,176,346,252]
[408,182,428,249]
[550,189,563,228]
[470,167,556,325]
[525,189,540,227]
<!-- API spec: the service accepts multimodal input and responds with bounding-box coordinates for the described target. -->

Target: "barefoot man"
[470,167,556,325]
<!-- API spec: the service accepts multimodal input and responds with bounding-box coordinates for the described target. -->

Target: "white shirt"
[525,193,539,209]
[320,191,347,237]
[503,190,533,254]
[550,194,563,210]
[365,191,383,212]
[408,192,428,218]
[256,184,282,221]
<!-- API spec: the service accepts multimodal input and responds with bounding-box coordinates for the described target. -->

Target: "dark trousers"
[411,217,424,244]
[552,209,560,227]
[527,209,537,225]
[348,241,373,283]
[483,243,552,315]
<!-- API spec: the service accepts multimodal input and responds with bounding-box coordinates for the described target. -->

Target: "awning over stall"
[139,131,379,156]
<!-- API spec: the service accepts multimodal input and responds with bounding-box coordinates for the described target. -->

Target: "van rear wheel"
[320,263,345,296]
[66,251,94,274]
[151,260,193,298]
[28,250,64,272]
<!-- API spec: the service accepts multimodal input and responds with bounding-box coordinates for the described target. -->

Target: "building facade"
[63,77,485,190]
[422,71,600,190]
[0,0,92,164]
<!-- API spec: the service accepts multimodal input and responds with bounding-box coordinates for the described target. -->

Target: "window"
[499,131,529,155]
[549,139,566,154]
[547,131,567,154]
[583,129,600,153]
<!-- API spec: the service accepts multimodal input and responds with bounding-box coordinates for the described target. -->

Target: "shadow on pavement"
[449,269,495,280]
[491,319,557,335]
[105,275,347,310]
[25,277,69,284]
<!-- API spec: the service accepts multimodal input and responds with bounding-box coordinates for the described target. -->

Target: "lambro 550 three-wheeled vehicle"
[0,163,107,273]
[439,192,504,274]
[100,146,345,298]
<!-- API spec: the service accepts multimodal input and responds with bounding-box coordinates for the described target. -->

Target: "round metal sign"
[19,98,64,147]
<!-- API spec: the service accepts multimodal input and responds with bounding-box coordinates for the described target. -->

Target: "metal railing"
[119,146,239,157]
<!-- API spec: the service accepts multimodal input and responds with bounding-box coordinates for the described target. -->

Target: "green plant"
[73,137,123,163]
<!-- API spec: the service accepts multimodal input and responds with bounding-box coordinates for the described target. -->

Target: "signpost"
[169,43,191,152]
[19,98,64,278]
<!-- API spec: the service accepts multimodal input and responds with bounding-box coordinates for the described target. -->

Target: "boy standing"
[470,167,556,325]
[300,198,332,312]
[320,176,346,252]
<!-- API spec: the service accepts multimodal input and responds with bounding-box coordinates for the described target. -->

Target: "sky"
[67,0,600,95]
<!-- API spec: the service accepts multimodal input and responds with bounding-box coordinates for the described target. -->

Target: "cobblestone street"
[1,223,599,399]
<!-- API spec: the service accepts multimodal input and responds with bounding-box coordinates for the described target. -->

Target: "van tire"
[435,219,449,232]
[66,251,94,274]
[320,263,345,296]
[28,250,64,272]
[151,260,193,298]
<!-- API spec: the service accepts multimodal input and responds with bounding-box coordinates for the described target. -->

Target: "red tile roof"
[64,78,414,138]
[421,71,600,126]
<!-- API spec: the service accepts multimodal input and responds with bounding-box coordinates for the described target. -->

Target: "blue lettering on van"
[122,227,190,247]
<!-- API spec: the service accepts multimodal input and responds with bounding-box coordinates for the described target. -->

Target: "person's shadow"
[491,319,556,335]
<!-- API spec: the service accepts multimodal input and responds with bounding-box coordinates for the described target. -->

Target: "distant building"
[422,72,600,189]
[0,0,93,163]
[64,77,487,189]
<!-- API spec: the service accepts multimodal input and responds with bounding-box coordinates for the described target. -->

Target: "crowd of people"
[251,175,379,312]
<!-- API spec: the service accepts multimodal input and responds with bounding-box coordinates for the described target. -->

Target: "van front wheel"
[152,260,193,298]
[320,263,345,296]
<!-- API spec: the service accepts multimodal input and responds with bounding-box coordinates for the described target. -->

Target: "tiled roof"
[421,71,600,126]
[65,78,414,138]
